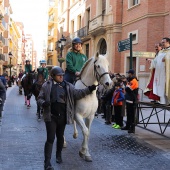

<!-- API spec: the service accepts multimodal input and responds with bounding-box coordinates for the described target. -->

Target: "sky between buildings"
[9,0,48,61]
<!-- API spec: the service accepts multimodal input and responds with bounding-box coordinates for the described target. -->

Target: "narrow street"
[0,85,170,170]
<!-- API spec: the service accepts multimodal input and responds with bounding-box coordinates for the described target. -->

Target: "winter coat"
[125,77,138,103]
[37,79,91,124]
[111,88,125,106]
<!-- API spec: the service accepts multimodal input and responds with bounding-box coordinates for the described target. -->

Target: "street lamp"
[56,35,66,67]
[8,52,13,87]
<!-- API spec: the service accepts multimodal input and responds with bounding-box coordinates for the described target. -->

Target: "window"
[60,27,63,38]
[5,7,9,15]
[99,39,107,55]
[102,0,106,15]
[128,0,140,8]
[85,44,89,58]
[71,20,74,34]
[133,0,139,5]
[77,15,81,30]
[61,0,64,12]
[86,8,90,29]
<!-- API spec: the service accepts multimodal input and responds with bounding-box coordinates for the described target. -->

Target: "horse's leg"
[37,102,41,121]
[73,120,78,139]
[74,113,90,161]
[83,115,95,162]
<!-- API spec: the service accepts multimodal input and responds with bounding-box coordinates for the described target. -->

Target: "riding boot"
[128,124,135,133]
[105,105,112,124]
[56,151,62,164]
[44,142,54,170]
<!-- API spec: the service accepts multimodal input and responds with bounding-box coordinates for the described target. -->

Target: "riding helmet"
[50,66,64,78]
[40,60,47,64]
[72,37,82,44]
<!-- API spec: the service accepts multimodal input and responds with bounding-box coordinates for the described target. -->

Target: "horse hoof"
[85,156,92,162]
[73,133,78,139]
[79,151,85,158]
[37,118,41,122]
[27,105,30,109]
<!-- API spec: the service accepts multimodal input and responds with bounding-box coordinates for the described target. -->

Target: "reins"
[78,59,109,88]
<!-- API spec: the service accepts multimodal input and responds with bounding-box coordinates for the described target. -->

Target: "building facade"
[47,0,58,66]
[55,0,170,91]
[0,0,6,75]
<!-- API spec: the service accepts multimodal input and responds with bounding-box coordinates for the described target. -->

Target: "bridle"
[93,60,109,83]
[79,59,109,87]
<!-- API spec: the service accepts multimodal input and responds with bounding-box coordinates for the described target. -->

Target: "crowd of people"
[96,70,139,133]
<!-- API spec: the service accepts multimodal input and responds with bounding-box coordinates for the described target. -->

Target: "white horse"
[73,52,112,162]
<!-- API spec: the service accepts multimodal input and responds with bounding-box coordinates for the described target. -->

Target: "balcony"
[77,26,88,38]
[0,34,5,47]
[89,14,106,36]
[65,26,89,46]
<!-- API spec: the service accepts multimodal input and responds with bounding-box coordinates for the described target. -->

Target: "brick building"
[55,0,170,90]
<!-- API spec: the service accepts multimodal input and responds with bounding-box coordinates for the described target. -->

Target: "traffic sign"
[118,38,130,52]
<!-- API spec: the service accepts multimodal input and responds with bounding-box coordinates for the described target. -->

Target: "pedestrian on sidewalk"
[121,69,138,133]
[111,82,125,129]
[37,66,96,170]
[0,79,6,121]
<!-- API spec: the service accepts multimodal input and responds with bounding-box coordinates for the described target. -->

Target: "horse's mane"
[79,57,94,77]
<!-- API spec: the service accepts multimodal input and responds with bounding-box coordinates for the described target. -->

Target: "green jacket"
[25,64,32,73]
[66,51,87,73]
[37,67,49,80]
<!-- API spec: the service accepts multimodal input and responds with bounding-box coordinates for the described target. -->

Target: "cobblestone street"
[0,85,170,170]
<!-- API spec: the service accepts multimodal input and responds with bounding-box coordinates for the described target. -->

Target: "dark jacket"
[125,77,138,103]
[101,86,115,105]
[37,79,91,124]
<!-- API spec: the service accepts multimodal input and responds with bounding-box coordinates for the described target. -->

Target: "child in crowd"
[111,82,125,129]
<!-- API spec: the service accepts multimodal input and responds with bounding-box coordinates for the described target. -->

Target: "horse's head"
[37,69,44,82]
[25,71,35,83]
[94,52,112,89]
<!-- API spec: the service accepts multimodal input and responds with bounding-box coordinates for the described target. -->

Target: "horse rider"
[21,60,33,81]
[64,37,88,84]
[37,60,49,81]
[37,66,96,170]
